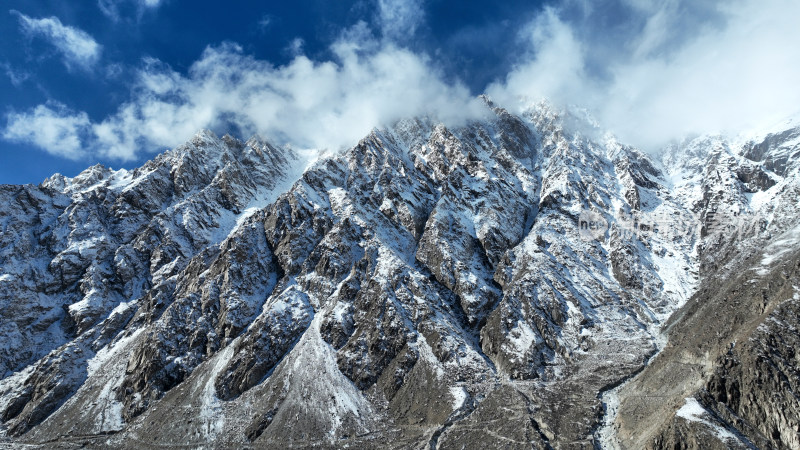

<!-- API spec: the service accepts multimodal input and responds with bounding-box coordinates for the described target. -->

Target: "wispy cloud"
[12,11,102,71]
[3,103,91,160]
[487,9,590,114]
[98,0,163,22]
[258,14,273,31]
[1,62,31,87]
[285,38,305,57]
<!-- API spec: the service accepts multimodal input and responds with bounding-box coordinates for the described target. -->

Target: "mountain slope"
[609,125,800,449]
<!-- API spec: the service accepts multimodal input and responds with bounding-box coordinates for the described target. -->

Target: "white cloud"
[377,0,425,41]
[489,0,800,151]
[3,103,91,159]
[3,28,484,161]
[13,11,102,71]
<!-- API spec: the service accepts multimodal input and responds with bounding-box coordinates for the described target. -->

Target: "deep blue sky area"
[2,0,799,185]
[0,0,549,184]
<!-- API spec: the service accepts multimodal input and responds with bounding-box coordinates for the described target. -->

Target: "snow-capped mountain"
[0,98,798,449]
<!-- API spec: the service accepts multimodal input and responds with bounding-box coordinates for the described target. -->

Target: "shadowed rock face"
[699,292,800,450]
[743,126,800,177]
[1,99,799,449]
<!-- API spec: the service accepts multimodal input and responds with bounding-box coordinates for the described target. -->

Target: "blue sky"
[2,0,800,184]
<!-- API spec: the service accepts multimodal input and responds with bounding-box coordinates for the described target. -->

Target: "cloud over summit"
[5,25,483,161]
[490,0,800,149]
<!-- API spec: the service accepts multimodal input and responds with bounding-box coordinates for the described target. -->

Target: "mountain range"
[1,97,798,449]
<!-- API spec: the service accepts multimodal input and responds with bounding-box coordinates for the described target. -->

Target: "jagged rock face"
[742,126,800,177]
[0,100,798,449]
[607,126,800,450]
[0,131,298,435]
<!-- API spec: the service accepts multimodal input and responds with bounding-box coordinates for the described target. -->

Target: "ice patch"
[745,189,775,212]
[449,386,468,410]
[374,247,402,280]
[64,236,103,257]
[755,224,800,275]
[120,168,157,193]
[67,288,102,318]
[327,187,365,227]
[76,327,144,433]
[197,344,233,438]
[220,151,313,243]
[283,314,372,438]
[332,301,350,322]
[107,169,133,190]
[676,397,707,420]
[417,337,445,379]
[87,325,141,377]
[595,384,622,450]
[91,372,127,432]
[504,319,541,355]
[649,240,698,321]
[676,397,739,443]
